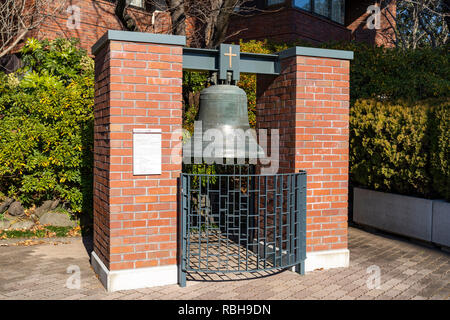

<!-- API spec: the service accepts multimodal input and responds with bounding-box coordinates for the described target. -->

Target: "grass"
[0,225,80,239]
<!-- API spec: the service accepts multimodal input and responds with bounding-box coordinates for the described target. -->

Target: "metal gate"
[178,170,307,286]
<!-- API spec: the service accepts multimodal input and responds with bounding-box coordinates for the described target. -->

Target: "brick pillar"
[91,31,185,291]
[257,47,352,272]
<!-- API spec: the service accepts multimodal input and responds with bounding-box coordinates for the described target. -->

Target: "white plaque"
[133,129,162,175]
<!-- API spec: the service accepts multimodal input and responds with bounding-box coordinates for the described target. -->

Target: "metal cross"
[224,46,237,68]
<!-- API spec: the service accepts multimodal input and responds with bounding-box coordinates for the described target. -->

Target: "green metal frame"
[182,46,281,81]
[178,170,307,287]
[92,30,353,81]
[182,43,352,81]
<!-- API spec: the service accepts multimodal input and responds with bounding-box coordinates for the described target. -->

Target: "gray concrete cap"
[278,46,354,60]
[92,30,186,55]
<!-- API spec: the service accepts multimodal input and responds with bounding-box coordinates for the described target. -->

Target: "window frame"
[291,0,345,26]
[127,0,145,9]
[265,0,288,8]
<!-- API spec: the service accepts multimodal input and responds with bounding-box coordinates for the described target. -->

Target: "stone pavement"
[0,227,448,300]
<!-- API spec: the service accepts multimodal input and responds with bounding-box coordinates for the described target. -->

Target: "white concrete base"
[252,240,349,273]
[91,248,349,291]
[91,251,178,292]
[304,249,350,272]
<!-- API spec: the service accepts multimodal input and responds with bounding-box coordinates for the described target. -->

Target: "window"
[127,0,144,8]
[292,0,345,24]
[293,0,310,10]
[331,0,345,24]
[267,0,285,6]
[314,0,329,17]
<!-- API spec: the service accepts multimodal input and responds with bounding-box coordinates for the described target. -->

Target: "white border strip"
[253,240,349,272]
[91,251,177,292]
[305,249,350,272]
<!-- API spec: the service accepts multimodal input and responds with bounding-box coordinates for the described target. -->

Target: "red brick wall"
[93,39,183,271]
[28,0,170,53]
[18,0,395,56]
[228,7,351,44]
[93,39,111,268]
[346,0,396,47]
[257,53,350,253]
[229,4,396,47]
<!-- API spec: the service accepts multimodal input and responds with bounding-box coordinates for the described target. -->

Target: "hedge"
[182,40,450,131]
[0,38,94,213]
[327,42,450,103]
[236,39,450,103]
[430,102,450,200]
[350,99,450,201]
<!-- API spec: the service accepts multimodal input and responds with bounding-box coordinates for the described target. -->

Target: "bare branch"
[0,0,67,58]
[144,0,281,48]
[115,0,140,31]
[380,0,449,48]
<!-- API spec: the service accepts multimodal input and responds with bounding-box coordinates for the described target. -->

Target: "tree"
[0,0,67,58]
[115,0,270,48]
[381,0,450,48]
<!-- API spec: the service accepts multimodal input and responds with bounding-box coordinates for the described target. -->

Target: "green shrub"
[430,102,450,200]
[182,41,273,132]
[350,99,449,200]
[182,71,208,133]
[235,39,450,103]
[337,43,450,103]
[0,38,94,213]
[184,40,449,132]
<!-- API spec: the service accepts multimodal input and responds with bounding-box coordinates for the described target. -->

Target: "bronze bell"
[196,84,265,161]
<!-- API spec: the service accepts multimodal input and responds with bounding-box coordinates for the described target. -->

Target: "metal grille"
[178,170,307,287]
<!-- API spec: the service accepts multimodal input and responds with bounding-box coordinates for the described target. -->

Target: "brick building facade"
[228,0,395,46]
[20,0,394,55]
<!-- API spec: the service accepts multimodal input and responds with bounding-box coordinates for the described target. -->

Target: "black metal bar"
[206,175,210,270]
[279,174,283,267]
[287,174,292,265]
[181,170,307,276]
[264,175,268,270]
[197,175,202,270]
[186,175,192,272]
[178,175,187,287]
[256,176,261,270]
[274,174,278,267]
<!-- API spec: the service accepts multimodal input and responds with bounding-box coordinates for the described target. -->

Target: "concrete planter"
[432,201,450,248]
[353,187,450,247]
[353,187,432,242]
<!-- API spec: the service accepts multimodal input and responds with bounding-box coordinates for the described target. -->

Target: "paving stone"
[0,227,448,300]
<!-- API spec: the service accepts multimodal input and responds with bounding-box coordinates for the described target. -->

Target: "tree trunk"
[444,0,450,32]
[209,0,236,48]
[165,0,186,36]
[115,0,140,31]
